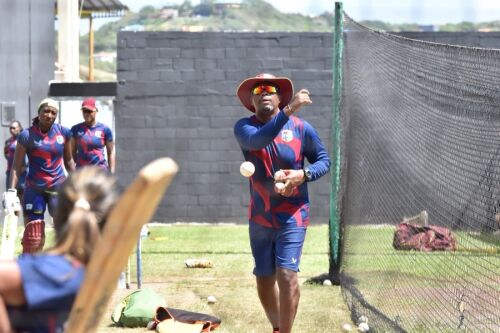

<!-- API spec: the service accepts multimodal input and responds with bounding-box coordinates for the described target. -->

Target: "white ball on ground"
[341,323,353,332]
[357,322,369,332]
[323,279,332,286]
[207,295,217,304]
[358,315,368,324]
[240,161,255,177]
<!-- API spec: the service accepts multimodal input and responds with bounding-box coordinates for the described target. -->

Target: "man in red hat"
[234,73,331,333]
[70,98,115,173]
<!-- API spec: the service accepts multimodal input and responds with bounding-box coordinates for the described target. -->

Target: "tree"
[178,1,193,16]
[192,3,213,17]
[139,6,155,20]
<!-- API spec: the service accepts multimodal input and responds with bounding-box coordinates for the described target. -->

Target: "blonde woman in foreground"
[0,166,119,333]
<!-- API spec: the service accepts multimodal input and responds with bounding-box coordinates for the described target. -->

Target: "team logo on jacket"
[281,130,293,142]
[94,130,102,138]
[56,135,64,144]
[34,140,42,147]
[77,131,85,137]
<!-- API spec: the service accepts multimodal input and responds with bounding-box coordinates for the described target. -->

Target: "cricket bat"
[65,157,179,333]
[0,212,18,259]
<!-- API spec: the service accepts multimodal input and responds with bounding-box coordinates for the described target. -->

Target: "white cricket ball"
[274,182,286,192]
[358,315,368,324]
[323,279,332,286]
[240,161,255,177]
[274,169,285,181]
[207,295,217,304]
[341,323,353,332]
[358,322,369,332]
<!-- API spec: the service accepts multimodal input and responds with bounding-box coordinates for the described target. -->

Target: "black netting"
[339,14,500,333]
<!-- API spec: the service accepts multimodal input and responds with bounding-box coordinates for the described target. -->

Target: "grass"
[7,222,497,332]
[5,223,350,332]
[343,225,499,278]
[341,225,500,333]
[94,223,352,332]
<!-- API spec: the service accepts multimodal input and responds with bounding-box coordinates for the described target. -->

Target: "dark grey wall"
[116,31,500,223]
[0,0,55,187]
[116,32,333,223]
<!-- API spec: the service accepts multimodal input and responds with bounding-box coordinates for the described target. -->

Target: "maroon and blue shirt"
[4,135,27,189]
[234,110,331,229]
[70,122,113,169]
[17,124,71,190]
[4,136,17,173]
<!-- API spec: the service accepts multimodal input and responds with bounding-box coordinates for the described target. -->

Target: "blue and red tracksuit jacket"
[234,110,331,228]
[70,122,113,170]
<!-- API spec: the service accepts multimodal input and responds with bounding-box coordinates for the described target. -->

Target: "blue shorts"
[249,221,307,276]
[23,187,58,221]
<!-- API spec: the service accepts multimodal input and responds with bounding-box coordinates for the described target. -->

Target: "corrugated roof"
[77,0,128,18]
[80,0,127,12]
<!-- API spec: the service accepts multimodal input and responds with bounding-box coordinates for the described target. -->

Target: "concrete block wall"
[116,32,333,223]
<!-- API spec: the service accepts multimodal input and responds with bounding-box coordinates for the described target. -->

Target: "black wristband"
[303,168,312,182]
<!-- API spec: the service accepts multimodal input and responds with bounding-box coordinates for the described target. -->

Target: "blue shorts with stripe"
[249,221,307,276]
[23,187,58,221]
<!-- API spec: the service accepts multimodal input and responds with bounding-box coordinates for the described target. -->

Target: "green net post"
[329,1,344,284]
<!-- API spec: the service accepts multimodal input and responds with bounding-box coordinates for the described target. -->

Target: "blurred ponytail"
[51,167,118,265]
[55,208,100,264]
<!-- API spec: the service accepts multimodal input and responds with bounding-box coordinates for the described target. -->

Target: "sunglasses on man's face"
[251,85,278,96]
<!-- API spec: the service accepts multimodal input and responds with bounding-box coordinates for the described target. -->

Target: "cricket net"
[338,14,500,332]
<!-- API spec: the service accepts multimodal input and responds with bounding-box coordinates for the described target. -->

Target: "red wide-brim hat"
[236,73,294,112]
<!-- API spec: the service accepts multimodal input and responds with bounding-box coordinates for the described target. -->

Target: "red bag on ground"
[153,307,221,333]
[393,222,457,252]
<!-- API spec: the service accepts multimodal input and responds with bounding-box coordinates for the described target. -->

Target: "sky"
[115,0,500,25]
